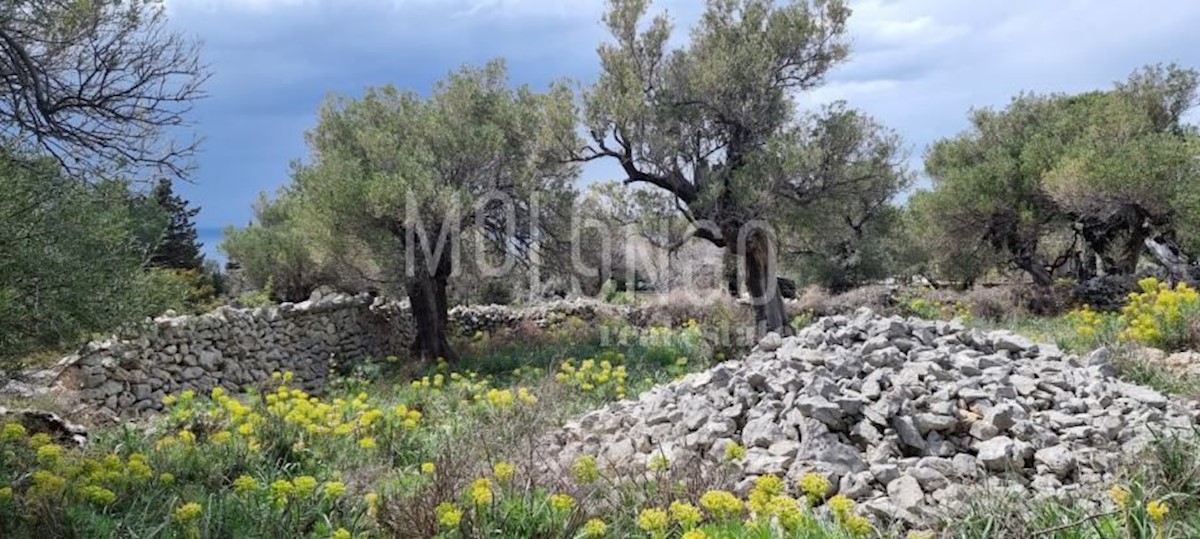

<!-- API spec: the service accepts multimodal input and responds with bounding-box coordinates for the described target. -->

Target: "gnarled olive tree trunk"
[727,226,791,338]
[405,245,456,361]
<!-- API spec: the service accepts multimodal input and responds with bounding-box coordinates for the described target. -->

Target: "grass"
[944,428,1200,539]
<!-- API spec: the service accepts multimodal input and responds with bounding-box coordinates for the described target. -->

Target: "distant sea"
[198,227,226,266]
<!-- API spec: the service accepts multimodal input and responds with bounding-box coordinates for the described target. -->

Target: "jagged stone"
[541,310,1200,529]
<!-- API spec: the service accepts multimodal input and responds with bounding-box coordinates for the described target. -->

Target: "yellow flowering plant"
[1119,278,1200,350]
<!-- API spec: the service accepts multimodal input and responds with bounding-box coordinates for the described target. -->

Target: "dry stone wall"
[56,296,639,417]
[59,293,411,417]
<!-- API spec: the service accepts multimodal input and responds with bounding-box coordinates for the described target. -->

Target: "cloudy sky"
[164,0,1200,259]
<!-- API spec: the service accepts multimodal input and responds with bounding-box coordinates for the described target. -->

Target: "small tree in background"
[922,64,1200,288]
[147,178,205,271]
[221,192,333,302]
[923,94,1069,287]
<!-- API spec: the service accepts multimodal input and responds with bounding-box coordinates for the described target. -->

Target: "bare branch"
[0,0,209,182]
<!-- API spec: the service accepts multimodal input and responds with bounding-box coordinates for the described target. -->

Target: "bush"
[898,288,971,322]
[234,277,275,309]
[477,280,514,306]
[1119,278,1200,351]
[0,152,193,369]
[1058,278,1200,353]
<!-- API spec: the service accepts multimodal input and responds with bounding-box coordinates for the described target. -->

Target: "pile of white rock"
[546,309,1200,524]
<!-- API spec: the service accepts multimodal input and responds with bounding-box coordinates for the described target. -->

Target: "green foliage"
[789,311,815,332]
[898,290,971,322]
[1059,278,1200,353]
[918,64,1200,285]
[780,106,914,291]
[139,268,206,314]
[221,193,329,302]
[578,0,909,331]
[0,152,186,369]
[235,277,275,309]
[146,178,205,271]
[281,59,579,358]
[922,93,1070,286]
[289,59,578,283]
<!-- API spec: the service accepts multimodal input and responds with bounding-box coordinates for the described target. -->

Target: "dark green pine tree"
[148,178,205,270]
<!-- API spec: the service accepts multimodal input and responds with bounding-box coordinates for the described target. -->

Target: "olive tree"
[0,150,189,368]
[288,60,578,360]
[573,0,905,334]
[1044,65,1199,280]
[924,64,1200,286]
[221,192,333,302]
[923,95,1070,287]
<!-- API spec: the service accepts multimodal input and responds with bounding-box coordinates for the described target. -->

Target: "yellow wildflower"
[549,493,575,512]
[159,472,175,484]
[358,437,377,449]
[799,472,831,501]
[637,507,669,537]
[724,442,747,461]
[468,478,493,505]
[581,518,608,538]
[331,528,352,539]
[421,462,436,474]
[828,494,855,521]
[843,514,873,536]
[571,455,601,484]
[648,453,670,472]
[177,430,196,445]
[323,481,347,498]
[0,422,26,442]
[1147,499,1169,522]
[436,502,463,528]
[36,443,65,466]
[493,461,516,483]
[292,475,318,497]
[700,490,742,520]
[772,496,806,531]
[28,432,51,448]
[670,501,704,528]
[173,502,203,522]
[233,474,258,493]
[681,531,707,539]
[1108,484,1130,509]
[271,479,294,505]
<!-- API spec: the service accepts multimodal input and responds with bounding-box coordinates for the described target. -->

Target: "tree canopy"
[147,178,205,271]
[0,150,191,368]
[282,60,579,359]
[921,64,1200,287]
[572,0,907,332]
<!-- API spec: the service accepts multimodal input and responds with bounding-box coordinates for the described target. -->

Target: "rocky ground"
[546,309,1200,526]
